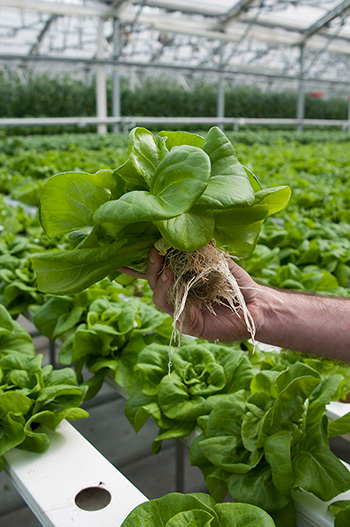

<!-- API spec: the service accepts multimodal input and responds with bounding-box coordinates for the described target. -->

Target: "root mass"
[164,242,256,371]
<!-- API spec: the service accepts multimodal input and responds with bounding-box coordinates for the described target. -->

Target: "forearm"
[255,287,350,362]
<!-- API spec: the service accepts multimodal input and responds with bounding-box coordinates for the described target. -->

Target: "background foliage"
[0,72,348,129]
[1,129,350,525]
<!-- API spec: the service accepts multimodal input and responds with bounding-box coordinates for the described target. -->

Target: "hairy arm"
[256,285,350,362]
[142,247,350,363]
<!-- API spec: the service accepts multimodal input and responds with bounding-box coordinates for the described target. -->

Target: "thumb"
[227,259,256,289]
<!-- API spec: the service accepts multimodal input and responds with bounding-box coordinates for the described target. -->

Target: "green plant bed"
[0,304,88,469]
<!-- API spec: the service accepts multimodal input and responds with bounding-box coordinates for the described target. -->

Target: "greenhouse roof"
[0,0,350,88]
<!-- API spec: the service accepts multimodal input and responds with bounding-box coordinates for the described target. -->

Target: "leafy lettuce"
[0,304,88,468]
[40,290,174,399]
[248,346,350,402]
[120,491,276,527]
[329,500,350,527]
[190,362,350,525]
[125,341,254,452]
[32,127,290,294]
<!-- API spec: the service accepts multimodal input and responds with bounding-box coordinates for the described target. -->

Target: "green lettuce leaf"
[117,127,162,189]
[329,500,350,527]
[94,145,211,225]
[34,126,290,294]
[293,416,350,500]
[156,210,215,252]
[196,126,255,210]
[39,170,116,237]
[32,233,158,294]
[120,491,276,527]
[158,130,204,150]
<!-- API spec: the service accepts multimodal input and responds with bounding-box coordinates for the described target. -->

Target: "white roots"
[164,242,256,375]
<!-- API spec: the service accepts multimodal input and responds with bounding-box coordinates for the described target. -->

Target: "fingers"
[117,267,147,279]
[227,258,265,309]
[146,247,165,290]
[227,259,255,289]
[152,267,174,316]
[117,247,165,282]
[146,247,174,316]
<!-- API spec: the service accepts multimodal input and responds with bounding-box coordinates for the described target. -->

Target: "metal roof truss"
[0,0,349,89]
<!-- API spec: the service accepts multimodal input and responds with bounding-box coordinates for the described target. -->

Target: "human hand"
[117,267,146,280]
[145,247,265,343]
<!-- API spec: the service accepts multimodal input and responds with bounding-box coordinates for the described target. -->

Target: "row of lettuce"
[2,269,350,526]
[1,132,350,526]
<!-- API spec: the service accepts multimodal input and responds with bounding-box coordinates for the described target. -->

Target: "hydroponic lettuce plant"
[125,341,254,451]
[32,127,290,341]
[249,347,350,402]
[190,362,350,526]
[58,295,173,399]
[32,279,173,399]
[0,304,88,469]
[120,492,276,527]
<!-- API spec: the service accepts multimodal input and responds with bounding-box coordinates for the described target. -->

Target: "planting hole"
[75,486,112,511]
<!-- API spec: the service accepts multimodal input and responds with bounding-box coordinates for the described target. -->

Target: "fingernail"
[161,271,168,282]
[149,255,156,264]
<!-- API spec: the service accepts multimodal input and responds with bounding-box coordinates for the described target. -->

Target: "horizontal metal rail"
[0,53,350,87]
[0,115,349,130]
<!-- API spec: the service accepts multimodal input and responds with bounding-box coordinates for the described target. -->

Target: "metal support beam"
[137,0,223,17]
[300,0,350,44]
[96,19,107,135]
[217,77,225,127]
[29,14,58,55]
[216,44,225,130]
[296,45,305,132]
[0,0,121,18]
[216,0,256,29]
[302,22,346,76]
[4,0,350,54]
[112,18,122,134]
[0,0,231,19]
[49,339,57,369]
[1,53,349,87]
[238,15,350,44]
[0,116,349,129]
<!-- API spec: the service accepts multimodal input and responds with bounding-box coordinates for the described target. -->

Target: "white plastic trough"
[3,419,147,527]
[3,402,350,527]
[3,379,350,527]
[295,484,350,527]
[327,400,350,442]
[106,377,350,527]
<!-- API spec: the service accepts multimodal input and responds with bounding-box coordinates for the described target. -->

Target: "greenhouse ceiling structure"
[0,0,350,132]
[1,0,350,87]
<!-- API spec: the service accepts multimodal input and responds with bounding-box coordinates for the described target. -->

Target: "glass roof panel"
[0,0,349,90]
[145,0,230,16]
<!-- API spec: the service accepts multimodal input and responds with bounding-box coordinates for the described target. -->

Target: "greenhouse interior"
[1,0,350,526]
